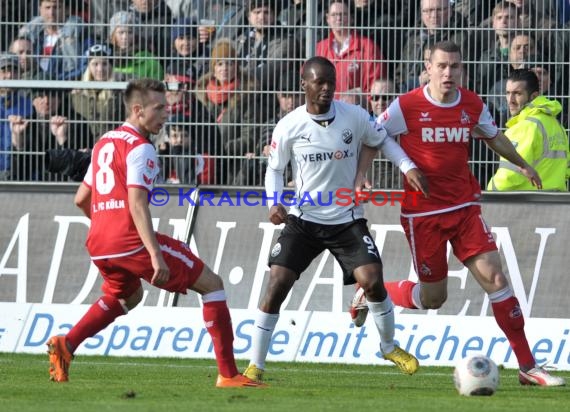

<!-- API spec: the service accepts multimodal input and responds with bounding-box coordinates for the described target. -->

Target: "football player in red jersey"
[352,41,564,387]
[46,78,265,388]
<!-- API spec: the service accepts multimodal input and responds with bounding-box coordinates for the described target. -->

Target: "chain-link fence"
[0,0,568,189]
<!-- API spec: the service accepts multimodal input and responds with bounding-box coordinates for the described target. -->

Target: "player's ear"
[300,80,306,90]
[133,103,144,117]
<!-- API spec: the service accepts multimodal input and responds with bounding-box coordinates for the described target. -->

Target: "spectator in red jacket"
[316,0,386,105]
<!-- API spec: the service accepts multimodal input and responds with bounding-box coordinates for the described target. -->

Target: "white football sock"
[249,309,279,370]
[487,287,513,303]
[367,296,395,354]
[411,283,426,309]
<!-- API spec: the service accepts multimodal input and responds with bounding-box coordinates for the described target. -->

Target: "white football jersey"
[267,101,389,224]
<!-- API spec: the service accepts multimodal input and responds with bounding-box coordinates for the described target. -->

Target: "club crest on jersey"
[419,112,431,122]
[419,263,432,277]
[460,110,471,125]
[342,129,353,144]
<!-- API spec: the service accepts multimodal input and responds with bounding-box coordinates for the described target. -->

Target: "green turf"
[0,353,568,412]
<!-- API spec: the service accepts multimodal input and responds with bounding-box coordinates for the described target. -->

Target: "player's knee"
[268,266,297,290]
[209,273,224,290]
[201,266,225,291]
[260,267,297,312]
[360,276,386,301]
[421,294,446,309]
[123,287,143,310]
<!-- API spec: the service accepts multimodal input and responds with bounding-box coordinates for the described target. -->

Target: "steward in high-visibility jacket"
[488,95,570,191]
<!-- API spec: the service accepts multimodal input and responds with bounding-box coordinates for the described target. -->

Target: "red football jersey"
[380,86,498,216]
[83,123,160,259]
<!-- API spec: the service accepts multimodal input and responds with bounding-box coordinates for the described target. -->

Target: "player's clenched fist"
[269,204,288,225]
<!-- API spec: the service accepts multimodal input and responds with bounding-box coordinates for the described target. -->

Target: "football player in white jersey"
[243,56,429,383]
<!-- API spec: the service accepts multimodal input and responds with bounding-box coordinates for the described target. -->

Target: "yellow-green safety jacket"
[488,96,570,191]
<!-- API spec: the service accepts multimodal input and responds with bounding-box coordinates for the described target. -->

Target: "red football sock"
[203,301,239,378]
[66,295,126,353]
[384,280,417,308]
[492,296,535,369]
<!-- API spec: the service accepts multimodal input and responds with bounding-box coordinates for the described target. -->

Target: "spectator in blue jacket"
[0,53,33,180]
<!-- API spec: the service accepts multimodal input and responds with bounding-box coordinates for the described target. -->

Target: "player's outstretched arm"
[377,136,429,197]
[74,183,92,219]
[355,144,377,191]
[405,168,429,198]
[265,163,288,225]
[128,187,170,286]
[484,131,543,189]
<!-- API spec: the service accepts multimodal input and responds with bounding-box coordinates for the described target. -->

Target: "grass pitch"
[0,353,568,412]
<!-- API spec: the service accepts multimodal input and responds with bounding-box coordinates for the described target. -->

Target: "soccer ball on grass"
[453,354,499,396]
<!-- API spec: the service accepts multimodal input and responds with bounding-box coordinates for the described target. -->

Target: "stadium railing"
[0,0,568,190]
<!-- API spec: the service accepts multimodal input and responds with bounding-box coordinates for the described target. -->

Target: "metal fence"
[0,0,568,189]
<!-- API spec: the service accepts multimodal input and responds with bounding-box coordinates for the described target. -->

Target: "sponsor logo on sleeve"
[145,159,156,175]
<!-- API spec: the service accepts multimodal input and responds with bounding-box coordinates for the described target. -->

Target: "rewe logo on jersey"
[301,150,354,162]
[421,127,470,142]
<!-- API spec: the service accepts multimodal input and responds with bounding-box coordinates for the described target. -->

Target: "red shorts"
[93,233,205,299]
[400,205,497,282]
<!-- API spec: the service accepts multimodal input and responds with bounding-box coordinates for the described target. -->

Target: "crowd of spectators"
[0,0,568,187]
